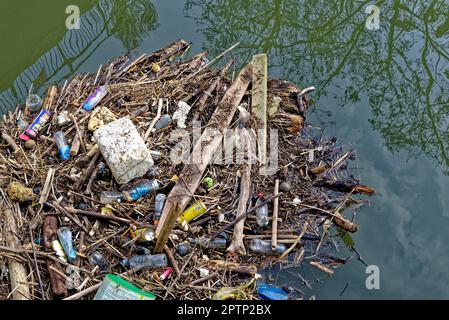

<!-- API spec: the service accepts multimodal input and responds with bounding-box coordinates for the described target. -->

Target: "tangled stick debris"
[0,39,375,300]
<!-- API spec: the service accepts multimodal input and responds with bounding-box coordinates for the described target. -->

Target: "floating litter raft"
[0,39,375,300]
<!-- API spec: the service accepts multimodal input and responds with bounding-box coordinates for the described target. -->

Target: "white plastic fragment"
[172,101,191,129]
[199,268,209,277]
[57,111,72,126]
[93,117,154,184]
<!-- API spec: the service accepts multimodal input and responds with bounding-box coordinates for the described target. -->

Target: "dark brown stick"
[164,245,181,277]
[64,207,133,225]
[52,202,89,233]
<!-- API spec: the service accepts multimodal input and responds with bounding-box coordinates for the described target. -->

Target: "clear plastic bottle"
[122,254,168,269]
[255,193,269,227]
[17,117,29,131]
[133,245,151,255]
[99,191,124,204]
[26,94,43,112]
[57,227,77,263]
[54,131,70,161]
[145,166,160,179]
[190,237,227,249]
[249,239,287,255]
[153,193,166,225]
[88,251,109,271]
[124,179,159,202]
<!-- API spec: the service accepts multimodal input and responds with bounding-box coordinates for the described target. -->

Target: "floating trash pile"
[0,39,375,300]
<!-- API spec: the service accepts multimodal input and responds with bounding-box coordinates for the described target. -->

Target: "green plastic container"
[94,274,156,300]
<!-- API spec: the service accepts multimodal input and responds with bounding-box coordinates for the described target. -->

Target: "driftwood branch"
[206,260,257,275]
[154,203,181,253]
[227,112,252,255]
[272,179,279,250]
[5,207,31,300]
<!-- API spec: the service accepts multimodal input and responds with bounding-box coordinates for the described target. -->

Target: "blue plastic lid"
[59,146,71,161]
[257,283,289,300]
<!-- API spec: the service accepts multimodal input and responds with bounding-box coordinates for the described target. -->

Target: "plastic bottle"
[57,227,77,263]
[190,237,227,249]
[249,239,286,255]
[255,193,269,227]
[99,191,124,204]
[134,245,151,255]
[82,86,108,111]
[153,193,166,225]
[26,94,43,112]
[179,200,207,223]
[130,228,155,242]
[96,162,108,179]
[54,131,71,161]
[122,254,167,269]
[88,251,109,271]
[123,179,159,202]
[17,117,29,131]
[154,114,172,130]
[145,166,160,179]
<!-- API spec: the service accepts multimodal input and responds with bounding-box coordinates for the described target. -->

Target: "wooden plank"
[154,203,180,253]
[251,54,268,170]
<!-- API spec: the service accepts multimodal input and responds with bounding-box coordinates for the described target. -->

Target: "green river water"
[1,0,448,299]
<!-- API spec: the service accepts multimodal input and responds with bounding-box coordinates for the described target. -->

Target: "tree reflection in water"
[184,0,449,171]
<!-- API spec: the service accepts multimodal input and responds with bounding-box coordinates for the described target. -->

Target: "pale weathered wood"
[227,159,251,255]
[155,63,253,239]
[154,203,180,253]
[252,54,268,169]
[1,132,20,153]
[42,85,59,111]
[39,168,55,207]
[271,179,279,250]
[206,260,257,275]
[227,108,252,255]
[5,207,31,300]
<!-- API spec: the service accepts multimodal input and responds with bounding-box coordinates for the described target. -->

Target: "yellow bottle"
[179,200,207,223]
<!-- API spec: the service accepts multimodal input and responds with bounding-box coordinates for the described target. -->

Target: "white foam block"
[93,117,153,184]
